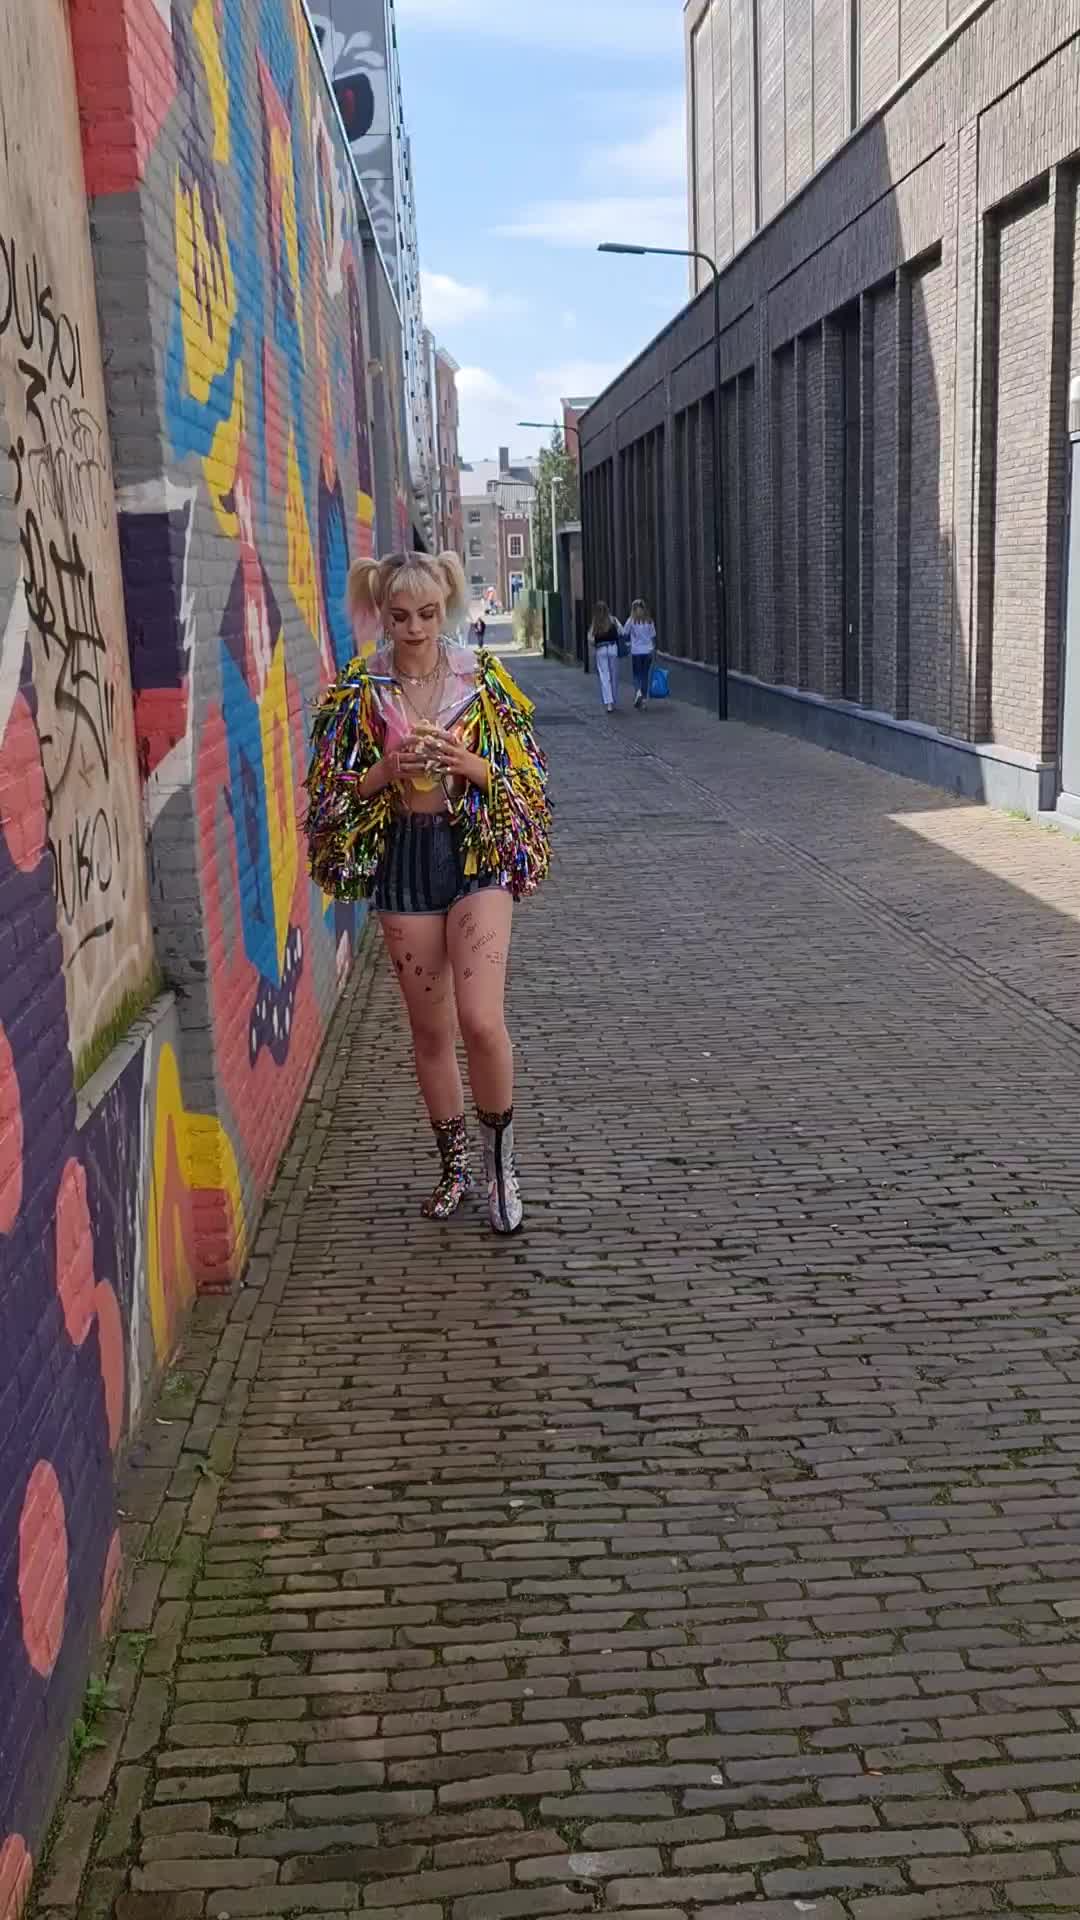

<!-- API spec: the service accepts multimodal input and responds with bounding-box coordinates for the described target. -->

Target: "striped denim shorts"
[372,811,502,916]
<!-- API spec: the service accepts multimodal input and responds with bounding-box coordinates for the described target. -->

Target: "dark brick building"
[581,0,1080,816]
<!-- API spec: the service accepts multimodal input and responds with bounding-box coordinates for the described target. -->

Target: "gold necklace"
[398,654,447,727]
[394,640,445,687]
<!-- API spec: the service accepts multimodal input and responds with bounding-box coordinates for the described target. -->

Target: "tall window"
[508,535,524,560]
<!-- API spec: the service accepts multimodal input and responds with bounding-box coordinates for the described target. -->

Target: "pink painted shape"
[95,1281,125,1451]
[55,1158,96,1347]
[0,692,46,874]
[18,1463,68,1678]
[0,1023,22,1235]
[0,1836,32,1920]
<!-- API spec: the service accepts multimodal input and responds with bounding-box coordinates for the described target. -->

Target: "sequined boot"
[422,1115,473,1220]
[477,1107,524,1235]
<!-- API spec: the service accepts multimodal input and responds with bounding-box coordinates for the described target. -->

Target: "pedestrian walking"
[470,614,487,644]
[624,598,658,709]
[590,601,624,712]
[304,549,551,1235]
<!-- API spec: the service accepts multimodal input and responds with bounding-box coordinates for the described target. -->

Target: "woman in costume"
[304,550,550,1235]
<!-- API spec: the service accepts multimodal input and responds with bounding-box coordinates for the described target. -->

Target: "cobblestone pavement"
[53,662,1080,1920]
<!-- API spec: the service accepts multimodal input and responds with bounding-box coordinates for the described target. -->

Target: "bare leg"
[379,912,461,1119]
[448,890,523,1234]
[447,890,514,1111]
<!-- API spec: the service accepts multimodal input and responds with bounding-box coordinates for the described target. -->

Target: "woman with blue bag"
[624,598,658,709]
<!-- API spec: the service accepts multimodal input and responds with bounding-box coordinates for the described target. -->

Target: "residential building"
[433,344,464,561]
[464,497,500,603]
[460,454,536,606]
[313,0,436,545]
[582,0,1080,820]
[490,479,535,605]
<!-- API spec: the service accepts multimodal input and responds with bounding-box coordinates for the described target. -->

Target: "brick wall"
[0,0,162,1879]
[584,0,1080,780]
[71,0,407,1274]
[0,0,409,1881]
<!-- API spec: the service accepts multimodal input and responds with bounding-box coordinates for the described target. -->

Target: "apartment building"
[582,0,1080,819]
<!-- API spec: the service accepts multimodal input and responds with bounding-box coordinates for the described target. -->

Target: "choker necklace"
[394,639,445,687]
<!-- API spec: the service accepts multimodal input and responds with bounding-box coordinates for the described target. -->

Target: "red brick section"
[40,663,1080,1917]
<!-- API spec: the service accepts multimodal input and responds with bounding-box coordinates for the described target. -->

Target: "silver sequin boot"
[422,1115,473,1220]
[477,1107,524,1235]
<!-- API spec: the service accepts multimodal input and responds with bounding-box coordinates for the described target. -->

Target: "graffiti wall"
[0,0,410,1883]
[0,0,154,1064]
[72,0,409,1273]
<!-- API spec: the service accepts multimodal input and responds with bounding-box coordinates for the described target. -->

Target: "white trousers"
[595,643,619,707]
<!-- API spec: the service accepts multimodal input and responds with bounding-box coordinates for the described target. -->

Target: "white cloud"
[396,0,680,59]
[496,195,687,252]
[420,270,526,333]
[455,362,620,464]
[595,97,687,190]
[534,362,621,408]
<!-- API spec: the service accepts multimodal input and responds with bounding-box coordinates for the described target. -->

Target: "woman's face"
[385,578,445,653]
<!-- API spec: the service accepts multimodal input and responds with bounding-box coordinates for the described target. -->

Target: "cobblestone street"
[58,660,1080,1919]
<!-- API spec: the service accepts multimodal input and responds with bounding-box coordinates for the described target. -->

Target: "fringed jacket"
[304,644,551,903]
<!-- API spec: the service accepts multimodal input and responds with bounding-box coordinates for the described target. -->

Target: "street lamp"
[598,241,728,720]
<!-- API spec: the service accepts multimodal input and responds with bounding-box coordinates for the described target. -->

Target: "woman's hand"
[414,726,490,791]
[375,738,428,788]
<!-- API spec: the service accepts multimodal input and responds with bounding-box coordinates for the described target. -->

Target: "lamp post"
[598,242,728,720]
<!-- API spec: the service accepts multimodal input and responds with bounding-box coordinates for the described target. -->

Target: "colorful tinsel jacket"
[303,648,551,903]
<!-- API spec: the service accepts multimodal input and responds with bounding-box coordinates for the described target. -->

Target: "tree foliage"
[533,430,579,593]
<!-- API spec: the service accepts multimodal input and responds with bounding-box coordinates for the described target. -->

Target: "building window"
[469,537,483,557]
[507,535,524,560]
[470,573,484,586]
[467,509,482,524]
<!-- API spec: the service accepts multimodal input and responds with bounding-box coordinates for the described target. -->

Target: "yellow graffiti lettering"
[147,1043,246,1362]
[193,0,230,163]
[204,362,245,540]
[286,435,319,640]
[269,122,305,359]
[175,172,236,407]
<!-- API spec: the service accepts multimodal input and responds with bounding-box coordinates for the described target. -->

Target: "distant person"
[471,614,487,644]
[624,598,657,710]
[589,601,624,713]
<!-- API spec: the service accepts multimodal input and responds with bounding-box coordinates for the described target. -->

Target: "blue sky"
[395,0,690,464]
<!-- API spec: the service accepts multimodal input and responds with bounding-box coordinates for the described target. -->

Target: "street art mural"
[0,0,408,1883]
[310,2,397,283]
[0,0,154,1065]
